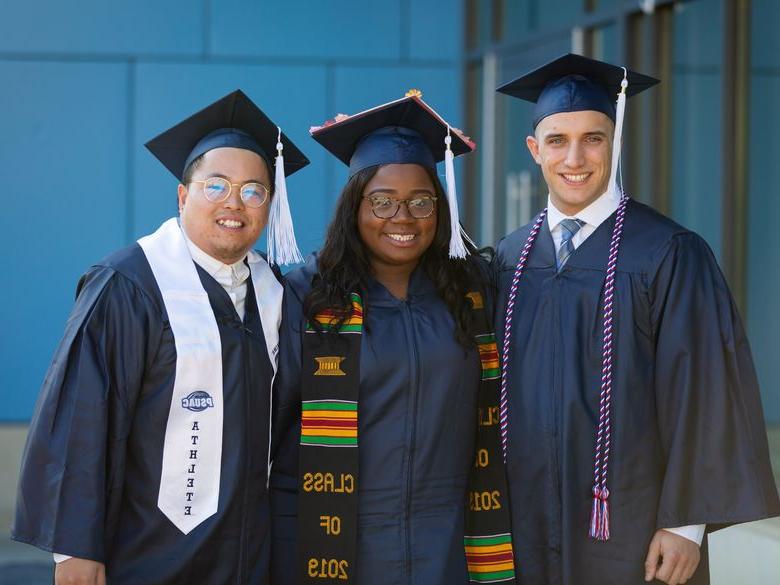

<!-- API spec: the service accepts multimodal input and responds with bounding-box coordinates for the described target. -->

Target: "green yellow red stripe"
[476,333,500,380]
[307,293,363,333]
[464,534,515,583]
[301,400,358,447]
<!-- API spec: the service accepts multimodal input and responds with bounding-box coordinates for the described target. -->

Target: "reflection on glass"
[669,0,724,259]
[746,0,780,421]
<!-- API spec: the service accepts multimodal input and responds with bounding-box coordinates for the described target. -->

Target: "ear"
[526,135,542,164]
[177,183,188,214]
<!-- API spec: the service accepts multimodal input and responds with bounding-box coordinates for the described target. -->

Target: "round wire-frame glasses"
[190,176,270,208]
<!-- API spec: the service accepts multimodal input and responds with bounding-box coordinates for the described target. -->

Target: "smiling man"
[494,54,779,585]
[12,90,308,585]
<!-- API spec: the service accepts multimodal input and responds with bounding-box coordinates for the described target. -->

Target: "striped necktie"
[557,218,584,271]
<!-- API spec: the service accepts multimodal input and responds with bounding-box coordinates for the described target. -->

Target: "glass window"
[669,0,724,259]
[501,0,585,42]
[588,22,618,62]
[746,0,780,423]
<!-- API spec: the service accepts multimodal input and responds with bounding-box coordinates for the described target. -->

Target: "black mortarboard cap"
[310,91,475,177]
[311,90,476,258]
[145,89,309,180]
[497,53,659,128]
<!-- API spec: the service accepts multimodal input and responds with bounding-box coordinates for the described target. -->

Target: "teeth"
[218,219,243,228]
[387,234,416,242]
[563,173,589,183]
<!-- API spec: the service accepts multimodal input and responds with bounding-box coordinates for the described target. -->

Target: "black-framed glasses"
[190,177,270,208]
[363,195,438,219]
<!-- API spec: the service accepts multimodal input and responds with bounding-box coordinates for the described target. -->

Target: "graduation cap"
[310,90,476,258]
[145,89,309,265]
[497,53,659,199]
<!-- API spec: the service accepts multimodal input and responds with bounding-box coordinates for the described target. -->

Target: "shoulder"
[85,243,164,312]
[623,201,717,273]
[623,200,691,249]
[283,254,320,305]
[496,216,542,270]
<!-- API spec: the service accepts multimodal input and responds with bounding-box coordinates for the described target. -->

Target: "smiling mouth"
[217,218,244,229]
[560,173,591,185]
[386,233,417,242]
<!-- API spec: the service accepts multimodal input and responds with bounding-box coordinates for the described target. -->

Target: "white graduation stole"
[138,218,282,534]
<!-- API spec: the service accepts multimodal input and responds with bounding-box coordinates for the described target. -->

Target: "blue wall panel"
[0,1,204,56]
[407,0,463,61]
[132,62,330,257]
[210,0,402,60]
[0,60,129,420]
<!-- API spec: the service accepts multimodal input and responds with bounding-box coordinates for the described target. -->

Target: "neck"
[370,260,418,300]
[181,225,247,266]
[549,190,607,217]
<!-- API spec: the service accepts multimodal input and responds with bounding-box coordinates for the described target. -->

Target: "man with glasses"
[12,90,308,585]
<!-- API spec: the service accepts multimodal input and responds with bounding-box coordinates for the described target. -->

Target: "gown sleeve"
[649,233,780,532]
[11,266,160,562]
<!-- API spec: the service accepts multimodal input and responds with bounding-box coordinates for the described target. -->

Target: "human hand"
[644,529,701,584]
[55,557,106,585]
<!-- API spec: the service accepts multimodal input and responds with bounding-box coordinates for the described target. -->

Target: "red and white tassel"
[267,127,303,266]
[589,486,611,541]
[444,126,475,259]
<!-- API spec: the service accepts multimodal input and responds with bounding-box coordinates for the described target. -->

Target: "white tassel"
[444,126,475,259]
[608,69,628,199]
[267,127,303,266]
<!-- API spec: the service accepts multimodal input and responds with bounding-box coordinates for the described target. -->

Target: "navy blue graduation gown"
[12,243,274,585]
[495,199,780,585]
[270,258,482,585]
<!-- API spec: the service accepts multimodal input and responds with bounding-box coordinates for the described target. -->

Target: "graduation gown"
[270,258,482,585]
[495,200,780,585]
[12,243,274,585]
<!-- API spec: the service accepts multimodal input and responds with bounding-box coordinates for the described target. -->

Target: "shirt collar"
[182,227,250,289]
[546,188,620,231]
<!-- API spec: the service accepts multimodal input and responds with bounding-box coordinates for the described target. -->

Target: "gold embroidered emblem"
[314,356,346,376]
[466,291,484,309]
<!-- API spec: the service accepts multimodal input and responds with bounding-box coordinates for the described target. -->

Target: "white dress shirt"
[53,236,250,564]
[184,235,250,321]
[546,191,705,547]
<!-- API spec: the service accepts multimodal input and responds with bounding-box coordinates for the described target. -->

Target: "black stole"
[297,289,515,584]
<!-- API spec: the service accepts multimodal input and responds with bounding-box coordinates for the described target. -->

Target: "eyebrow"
[543,130,609,140]
[365,188,435,197]
[205,172,267,184]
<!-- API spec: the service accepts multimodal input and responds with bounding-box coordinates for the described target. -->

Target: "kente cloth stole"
[297,289,516,584]
[298,293,362,584]
[465,289,516,584]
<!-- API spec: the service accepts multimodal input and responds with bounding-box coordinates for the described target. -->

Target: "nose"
[223,185,246,210]
[391,200,415,223]
[564,140,585,169]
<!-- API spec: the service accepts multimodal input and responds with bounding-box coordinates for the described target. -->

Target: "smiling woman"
[269,93,516,585]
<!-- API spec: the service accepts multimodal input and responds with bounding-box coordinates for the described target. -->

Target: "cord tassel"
[267,127,303,265]
[444,126,475,259]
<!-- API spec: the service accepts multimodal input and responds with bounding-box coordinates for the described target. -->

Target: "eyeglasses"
[190,177,270,208]
[363,195,438,219]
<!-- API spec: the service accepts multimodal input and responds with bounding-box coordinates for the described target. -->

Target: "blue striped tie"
[557,218,584,271]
